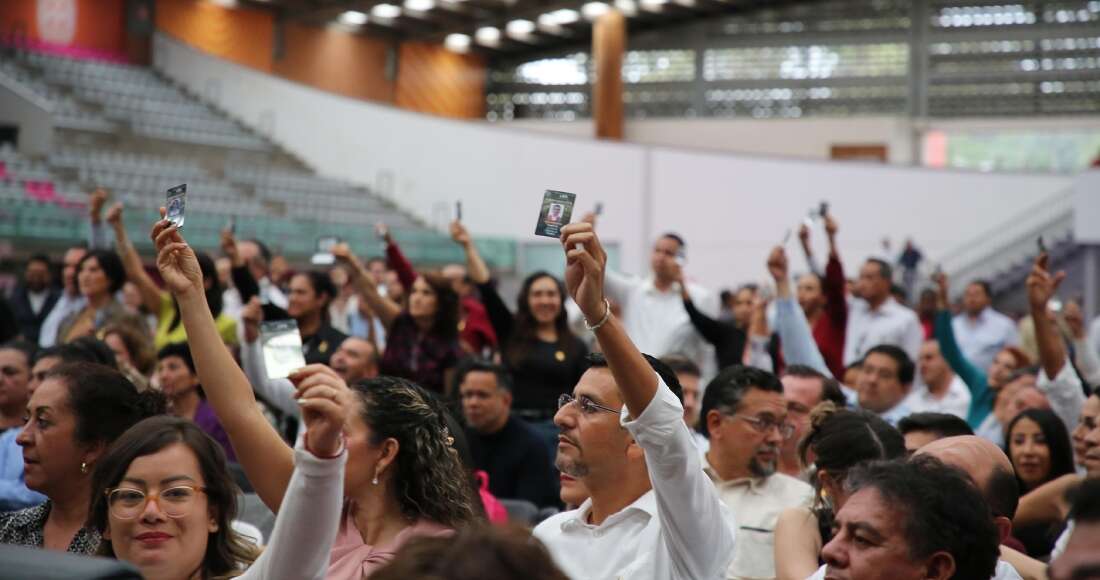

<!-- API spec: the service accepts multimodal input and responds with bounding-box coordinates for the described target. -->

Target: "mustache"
[559,432,581,448]
[756,444,780,455]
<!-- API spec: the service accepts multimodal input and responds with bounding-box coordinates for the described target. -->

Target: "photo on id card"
[165,184,187,228]
[260,320,307,380]
[534,190,576,238]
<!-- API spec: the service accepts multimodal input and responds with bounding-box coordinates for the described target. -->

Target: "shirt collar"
[701,451,769,491]
[642,277,680,296]
[560,490,658,531]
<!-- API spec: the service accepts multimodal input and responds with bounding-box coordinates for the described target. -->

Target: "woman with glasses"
[0,362,164,553]
[773,402,905,580]
[89,401,348,579]
[150,214,478,578]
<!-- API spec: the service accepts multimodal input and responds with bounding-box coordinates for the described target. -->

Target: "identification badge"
[534,190,576,238]
[165,184,187,228]
[260,320,306,379]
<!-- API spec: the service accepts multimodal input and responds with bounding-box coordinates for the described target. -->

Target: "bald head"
[916,435,1020,522]
[916,435,1012,490]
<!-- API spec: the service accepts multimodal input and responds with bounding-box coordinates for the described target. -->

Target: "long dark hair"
[506,271,581,365]
[1005,409,1075,491]
[293,271,337,322]
[168,251,224,332]
[354,376,478,528]
[89,416,259,576]
[416,272,460,340]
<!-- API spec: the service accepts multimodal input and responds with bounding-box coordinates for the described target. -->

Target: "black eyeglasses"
[558,393,620,416]
[729,414,796,440]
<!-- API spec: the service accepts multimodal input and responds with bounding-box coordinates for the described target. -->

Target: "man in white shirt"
[844,259,923,367]
[952,280,1019,373]
[698,365,812,579]
[904,339,971,420]
[37,246,87,347]
[855,344,915,426]
[534,222,735,580]
[812,457,1006,580]
[602,231,720,375]
[1049,478,1100,580]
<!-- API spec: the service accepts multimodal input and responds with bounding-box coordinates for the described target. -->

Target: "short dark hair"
[845,456,1000,580]
[76,250,126,294]
[453,357,513,393]
[863,344,915,385]
[295,271,337,311]
[35,337,118,368]
[584,352,684,407]
[246,239,273,264]
[1068,476,1100,523]
[968,280,992,298]
[782,364,847,407]
[897,412,974,439]
[660,233,685,249]
[986,466,1020,520]
[157,342,196,375]
[26,254,51,268]
[799,403,906,475]
[660,354,700,379]
[698,365,783,438]
[44,362,165,447]
[866,258,893,282]
[0,339,38,368]
[371,524,569,580]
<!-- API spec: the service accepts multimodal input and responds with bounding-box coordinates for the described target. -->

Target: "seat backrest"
[0,545,141,580]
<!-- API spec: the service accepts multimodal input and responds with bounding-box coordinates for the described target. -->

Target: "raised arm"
[222,229,260,303]
[238,297,301,419]
[87,188,112,250]
[333,243,402,330]
[677,266,728,348]
[798,223,822,277]
[1063,301,1100,385]
[107,203,162,316]
[771,246,832,377]
[451,220,490,285]
[152,216,295,511]
[822,214,848,326]
[380,224,418,291]
[1028,252,1068,380]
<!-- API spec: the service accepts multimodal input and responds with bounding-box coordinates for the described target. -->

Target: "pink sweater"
[326,513,451,578]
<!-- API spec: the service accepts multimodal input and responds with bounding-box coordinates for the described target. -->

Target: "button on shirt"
[702,456,812,580]
[952,308,1019,373]
[902,374,972,420]
[843,297,923,367]
[605,272,719,373]
[533,375,736,580]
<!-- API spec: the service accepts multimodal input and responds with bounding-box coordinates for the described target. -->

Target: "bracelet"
[304,432,347,459]
[584,298,613,332]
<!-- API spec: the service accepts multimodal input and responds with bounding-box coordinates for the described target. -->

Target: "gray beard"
[556,454,590,478]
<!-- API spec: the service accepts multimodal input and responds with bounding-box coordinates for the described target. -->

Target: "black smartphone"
[456,201,463,221]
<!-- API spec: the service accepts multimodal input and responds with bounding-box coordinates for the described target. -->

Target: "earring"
[372,475,379,485]
[80,462,88,474]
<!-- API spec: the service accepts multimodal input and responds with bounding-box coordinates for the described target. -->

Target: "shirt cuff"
[293,437,348,476]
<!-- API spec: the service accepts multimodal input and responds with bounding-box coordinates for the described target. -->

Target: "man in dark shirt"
[457,359,559,508]
[8,256,59,344]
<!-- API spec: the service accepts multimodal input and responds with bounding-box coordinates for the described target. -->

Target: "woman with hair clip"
[773,402,906,580]
[104,201,237,349]
[330,243,463,395]
[89,401,347,579]
[150,214,479,578]
[450,220,588,426]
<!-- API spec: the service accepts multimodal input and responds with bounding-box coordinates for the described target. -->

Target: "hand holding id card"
[165,184,187,228]
[311,236,341,266]
[535,190,576,238]
[260,320,307,379]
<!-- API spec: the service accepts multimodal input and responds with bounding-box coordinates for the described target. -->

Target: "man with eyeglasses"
[533,222,735,580]
[698,365,813,579]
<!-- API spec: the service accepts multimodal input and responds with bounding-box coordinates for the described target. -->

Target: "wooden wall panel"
[155,0,273,71]
[395,41,486,119]
[273,22,394,103]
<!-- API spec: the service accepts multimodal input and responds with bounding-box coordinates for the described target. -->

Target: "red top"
[812,253,848,378]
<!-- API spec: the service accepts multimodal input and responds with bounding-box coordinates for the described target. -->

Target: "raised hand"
[449,220,471,247]
[1063,300,1085,340]
[767,246,788,282]
[241,296,263,344]
[152,209,203,297]
[220,227,241,266]
[290,365,353,458]
[798,223,810,246]
[105,202,123,228]
[560,222,607,323]
[89,188,108,222]
[824,214,838,238]
[933,270,949,310]
[1026,253,1066,311]
[375,223,392,245]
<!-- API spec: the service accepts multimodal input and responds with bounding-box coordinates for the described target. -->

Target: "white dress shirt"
[534,375,737,580]
[902,374,972,420]
[843,297,923,367]
[1037,359,1087,442]
[604,271,719,375]
[806,559,1022,580]
[701,455,813,580]
[37,291,84,347]
[952,308,1019,374]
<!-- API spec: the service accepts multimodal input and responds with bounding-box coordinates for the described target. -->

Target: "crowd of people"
[0,190,1097,580]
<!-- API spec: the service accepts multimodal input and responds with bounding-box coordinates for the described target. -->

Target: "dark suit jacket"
[8,285,60,343]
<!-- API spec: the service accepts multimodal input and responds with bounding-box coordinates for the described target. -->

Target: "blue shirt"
[0,428,46,512]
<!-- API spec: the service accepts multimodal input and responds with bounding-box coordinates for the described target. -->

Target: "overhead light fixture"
[404,0,435,11]
[371,4,401,18]
[506,19,536,37]
[614,0,637,15]
[338,10,369,25]
[581,2,611,19]
[539,8,580,26]
[475,26,501,45]
[209,0,238,7]
[444,33,471,52]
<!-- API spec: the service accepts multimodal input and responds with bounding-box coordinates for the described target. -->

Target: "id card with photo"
[311,236,341,265]
[260,320,307,380]
[165,184,187,228]
[534,190,576,238]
